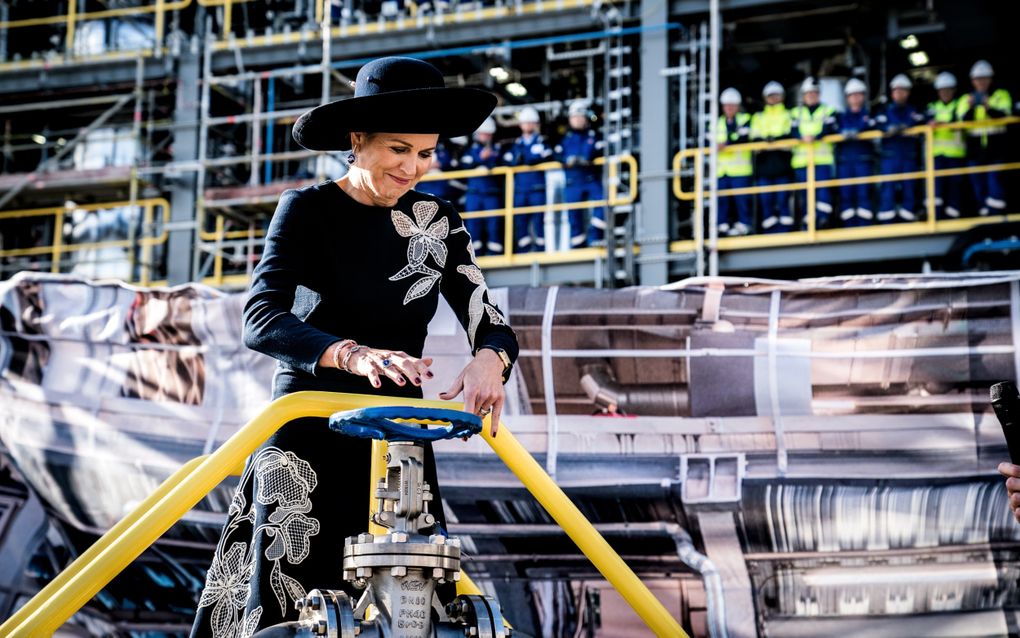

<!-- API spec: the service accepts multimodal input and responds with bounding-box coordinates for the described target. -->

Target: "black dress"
[191,180,518,638]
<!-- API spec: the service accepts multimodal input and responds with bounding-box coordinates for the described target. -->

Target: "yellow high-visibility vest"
[789,103,836,168]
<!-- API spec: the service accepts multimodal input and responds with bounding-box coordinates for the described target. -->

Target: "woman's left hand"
[439,349,506,437]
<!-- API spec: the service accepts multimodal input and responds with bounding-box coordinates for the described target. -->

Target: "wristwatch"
[478,345,512,380]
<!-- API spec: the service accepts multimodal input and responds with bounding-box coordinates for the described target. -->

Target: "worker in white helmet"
[714,87,753,236]
[459,117,505,255]
[555,100,606,248]
[835,78,876,225]
[503,106,553,253]
[420,138,465,215]
[925,72,966,219]
[790,77,838,229]
[750,81,794,233]
[958,60,1013,214]
[874,73,926,223]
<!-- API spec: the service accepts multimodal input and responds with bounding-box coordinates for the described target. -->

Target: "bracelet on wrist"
[331,339,357,370]
[341,344,363,373]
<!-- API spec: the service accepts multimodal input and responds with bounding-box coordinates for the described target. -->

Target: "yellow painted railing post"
[66,0,77,56]
[368,439,388,535]
[806,142,817,240]
[51,209,65,273]
[503,168,514,260]
[924,125,937,232]
[223,0,233,38]
[155,0,166,54]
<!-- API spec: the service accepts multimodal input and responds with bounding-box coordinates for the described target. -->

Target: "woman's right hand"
[347,347,434,389]
[999,462,1020,523]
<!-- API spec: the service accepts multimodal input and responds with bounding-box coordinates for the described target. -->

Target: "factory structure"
[1,1,1018,636]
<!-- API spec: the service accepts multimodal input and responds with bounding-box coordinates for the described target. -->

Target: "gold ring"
[478,406,492,416]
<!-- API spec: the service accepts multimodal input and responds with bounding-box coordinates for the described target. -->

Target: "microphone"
[991,381,1020,465]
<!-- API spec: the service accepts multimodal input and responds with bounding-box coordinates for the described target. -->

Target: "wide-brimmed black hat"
[292,57,497,151]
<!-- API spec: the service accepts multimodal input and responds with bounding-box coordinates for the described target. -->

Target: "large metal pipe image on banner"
[0,271,1018,637]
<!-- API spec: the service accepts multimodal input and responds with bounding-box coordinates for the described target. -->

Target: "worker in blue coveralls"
[835,78,876,226]
[790,77,838,229]
[874,73,926,223]
[714,87,754,236]
[420,139,463,207]
[555,99,605,248]
[750,81,794,233]
[459,117,504,256]
[504,106,553,253]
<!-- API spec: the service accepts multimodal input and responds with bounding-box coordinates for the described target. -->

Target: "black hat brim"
[292,87,496,151]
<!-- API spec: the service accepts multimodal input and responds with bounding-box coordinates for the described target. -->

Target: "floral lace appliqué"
[456,264,507,348]
[390,200,449,304]
[196,447,320,638]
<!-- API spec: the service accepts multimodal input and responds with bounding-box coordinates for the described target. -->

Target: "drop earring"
[347,152,356,164]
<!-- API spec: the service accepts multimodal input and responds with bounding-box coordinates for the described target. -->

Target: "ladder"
[601,4,635,287]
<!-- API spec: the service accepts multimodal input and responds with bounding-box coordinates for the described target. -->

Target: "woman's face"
[350,132,439,205]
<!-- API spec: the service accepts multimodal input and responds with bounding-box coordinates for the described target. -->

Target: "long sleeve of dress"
[440,212,519,379]
[242,188,338,376]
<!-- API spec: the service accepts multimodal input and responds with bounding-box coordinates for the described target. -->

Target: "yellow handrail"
[671,116,1020,254]
[0,198,171,282]
[0,0,190,70]
[0,392,687,638]
[208,0,597,50]
[202,154,637,281]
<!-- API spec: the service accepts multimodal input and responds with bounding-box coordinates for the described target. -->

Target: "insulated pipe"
[449,522,727,638]
[579,361,689,415]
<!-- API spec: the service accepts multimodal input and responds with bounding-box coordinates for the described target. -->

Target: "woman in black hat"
[191,57,518,637]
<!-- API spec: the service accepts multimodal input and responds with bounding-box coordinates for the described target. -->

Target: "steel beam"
[637,0,671,285]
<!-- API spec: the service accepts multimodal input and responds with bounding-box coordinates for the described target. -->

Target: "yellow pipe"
[924,126,937,231]
[66,0,77,55]
[368,439,389,535]
[50,210,65,274]
[224,0,233,37]
[806,143,816,240]
[4,393,682,637]
[479,416,688,638]
[213,215,225,284]
[503,168,514,260]
[0,456,208,635]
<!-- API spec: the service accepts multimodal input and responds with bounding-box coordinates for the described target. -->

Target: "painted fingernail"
[397,378,405,385]
[426,371,434,378]
[415,377,422,384]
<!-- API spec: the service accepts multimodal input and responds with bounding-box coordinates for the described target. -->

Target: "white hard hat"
[934,72,957,90]
[800,77,820,93]
[762,81,785,97]
[844,78,867,95]
[517,106,541,124]
[970,59,994,79]
[720,87,742,105]
[567,100,590,116]
[475,117,496,135]
[889,73,912,90]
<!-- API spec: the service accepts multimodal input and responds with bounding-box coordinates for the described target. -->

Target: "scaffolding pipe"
[694,23,706,277]
[707,0,720,276]
[449,522,725,638]
[0,94,133,211]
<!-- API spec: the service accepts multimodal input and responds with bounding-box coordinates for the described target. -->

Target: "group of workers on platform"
[419,100,605,256]
[715,59,1013,236]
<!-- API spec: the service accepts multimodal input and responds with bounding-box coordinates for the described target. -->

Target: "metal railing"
[0,392,687,638]
[0,198,171,286]
[670,116,1020,257]
[0,0,191,71]
[206,0,599,50]
[193,153,638,287]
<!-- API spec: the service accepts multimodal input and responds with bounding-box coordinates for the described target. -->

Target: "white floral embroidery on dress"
[456,264,507,349]
[390,200,449,304]
[196,447,320,638]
